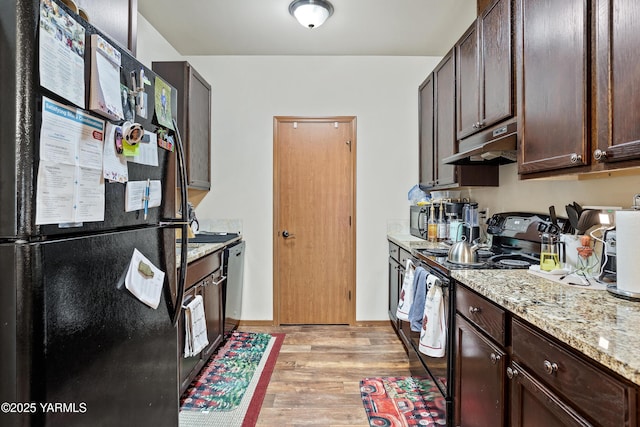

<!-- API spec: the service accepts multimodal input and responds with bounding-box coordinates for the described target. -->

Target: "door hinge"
[348,290,351,301]
[346,140,351,152]
[349,216,352,226]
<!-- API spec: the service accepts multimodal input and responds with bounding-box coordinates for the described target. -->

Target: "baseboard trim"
[238,320,392,327]
[238,320,278,327]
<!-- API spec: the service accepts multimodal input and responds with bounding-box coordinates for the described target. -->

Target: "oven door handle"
[415,261,450,287]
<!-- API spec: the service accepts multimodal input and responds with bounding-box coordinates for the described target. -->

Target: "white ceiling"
[137,0,478,56]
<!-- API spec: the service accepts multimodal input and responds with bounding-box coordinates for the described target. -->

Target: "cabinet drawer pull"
[543,360,559,375]
[593,149,608,161]
[570,153,582,164]
[506,366,518,379]
[212,275,227,286]
[469,306,481,315]
[490,353,501,364]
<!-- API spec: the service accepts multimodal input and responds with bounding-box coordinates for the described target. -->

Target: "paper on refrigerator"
[125,180,162,212]
[38,0,85,108]
[103,123,129,183]
[36,97,105,225]
[89,34,124,121]
[127,130,159,166]
[125,249,165,309]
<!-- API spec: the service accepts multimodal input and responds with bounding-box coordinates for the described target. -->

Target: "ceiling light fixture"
[289,0,334,29]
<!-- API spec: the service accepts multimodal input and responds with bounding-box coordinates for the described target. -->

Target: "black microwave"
[410,205,428,239]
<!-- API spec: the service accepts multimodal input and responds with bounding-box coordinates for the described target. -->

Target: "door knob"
[282,230,295,238]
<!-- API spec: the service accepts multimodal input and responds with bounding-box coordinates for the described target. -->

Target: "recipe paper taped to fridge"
[36,97,105,225]
[125,248,165,309]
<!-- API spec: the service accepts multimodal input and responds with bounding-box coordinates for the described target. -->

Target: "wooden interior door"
[274,117,356,325]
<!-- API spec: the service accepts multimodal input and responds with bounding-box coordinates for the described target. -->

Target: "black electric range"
[414,211,568,275]
[402,212,567,427]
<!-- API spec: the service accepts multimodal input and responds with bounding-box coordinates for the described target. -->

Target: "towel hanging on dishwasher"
[396,259,416,321]
[419,274,446,357]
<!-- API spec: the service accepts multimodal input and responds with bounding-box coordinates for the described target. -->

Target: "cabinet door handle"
[593,149,608,162]
[570,153,582,164]
[506,366,518,380]
[212,275,227,286]
[490,353,501,365]
[543,360,559,375]
[469,306,481,315]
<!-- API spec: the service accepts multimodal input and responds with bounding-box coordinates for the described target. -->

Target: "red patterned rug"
[180,331,284,427]
[360,376,447,426]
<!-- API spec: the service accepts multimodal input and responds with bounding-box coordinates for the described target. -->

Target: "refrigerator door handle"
[170,118,189,327]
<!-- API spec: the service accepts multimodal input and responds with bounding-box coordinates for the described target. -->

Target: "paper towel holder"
[607,284,640,301]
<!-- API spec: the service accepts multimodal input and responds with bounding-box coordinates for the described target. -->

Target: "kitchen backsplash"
[468,163,640,216]
[197,218,243,235]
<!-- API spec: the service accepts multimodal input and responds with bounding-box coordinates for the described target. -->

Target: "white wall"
[137,15,440,321]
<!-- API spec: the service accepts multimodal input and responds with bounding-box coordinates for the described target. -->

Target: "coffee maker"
[461,202,480,242]
[599,228,617,283]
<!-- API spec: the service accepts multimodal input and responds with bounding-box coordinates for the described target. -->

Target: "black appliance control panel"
[487,212,568,241]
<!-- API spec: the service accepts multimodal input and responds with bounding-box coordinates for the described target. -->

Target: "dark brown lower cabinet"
[177,249,225,395]
[201,270,224,360]
[508,361,590,427]
[178,284,204,395]
[455,283,638,427]
[454,314,506,427]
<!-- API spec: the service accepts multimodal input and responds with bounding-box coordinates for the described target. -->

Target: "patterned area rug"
[180,331,284,427]
[360,376,447,426]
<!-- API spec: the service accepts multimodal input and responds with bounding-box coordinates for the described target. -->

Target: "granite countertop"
[387,233,440,251]
[387,233,640,387]
[176,235,242,264]
[453,269,640,386]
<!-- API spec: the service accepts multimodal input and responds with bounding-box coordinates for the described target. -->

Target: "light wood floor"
[245,324,411,427]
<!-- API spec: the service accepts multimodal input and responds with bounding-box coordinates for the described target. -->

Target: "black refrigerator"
[0,1,189,426]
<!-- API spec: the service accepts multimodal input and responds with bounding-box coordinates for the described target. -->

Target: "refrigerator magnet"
[122,121,144,145]
[114,126,123,154]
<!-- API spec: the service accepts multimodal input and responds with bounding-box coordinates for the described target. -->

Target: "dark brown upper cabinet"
[434,51,457,188]
[419,51,499,190]
[593,0,640,166]
[76,0,137,55]
[516,0,590,175]
[456,0,513,141]
[152,61,212,191]
[419,74,435,188]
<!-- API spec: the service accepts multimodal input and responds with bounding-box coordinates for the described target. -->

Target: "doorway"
[273,116,356,325]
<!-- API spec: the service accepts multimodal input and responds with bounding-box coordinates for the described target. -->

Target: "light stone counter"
[176,236,242,265]
[387,233,439,252]
[452,269,640,386]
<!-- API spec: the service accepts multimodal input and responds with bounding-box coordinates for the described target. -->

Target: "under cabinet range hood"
[444,119,518,165]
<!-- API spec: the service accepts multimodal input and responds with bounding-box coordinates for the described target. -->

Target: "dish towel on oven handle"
[408,267,428,331]
[396,259,416,321]
[419,274,446,357]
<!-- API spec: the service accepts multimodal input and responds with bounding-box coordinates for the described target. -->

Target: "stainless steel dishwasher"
[223,240,245,336]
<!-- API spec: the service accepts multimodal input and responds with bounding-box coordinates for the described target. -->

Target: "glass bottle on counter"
[427,204,437,242]
[437,202,447,241]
